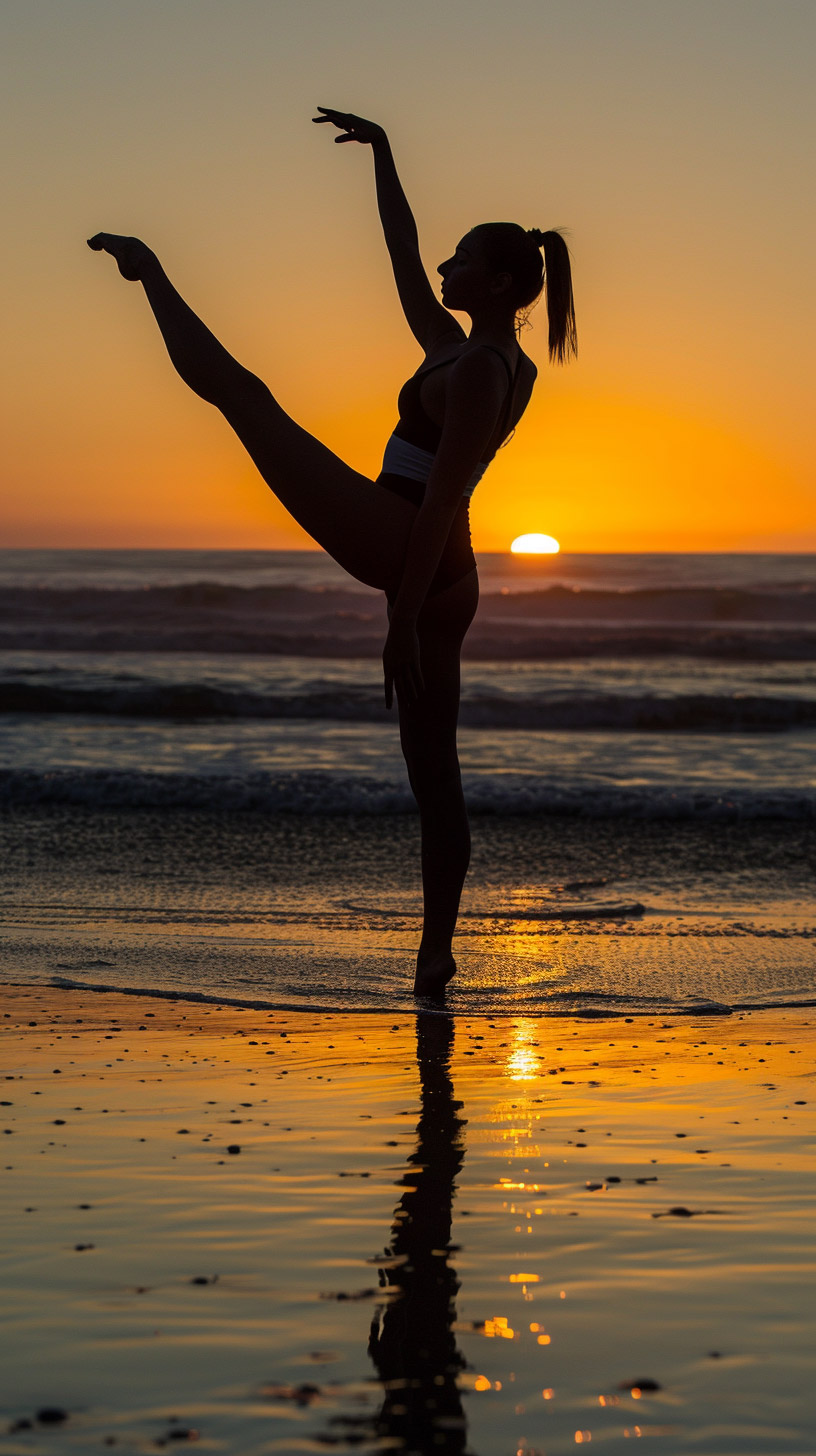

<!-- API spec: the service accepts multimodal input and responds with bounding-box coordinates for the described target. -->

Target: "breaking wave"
[1,766,813,819]
[4,679,816,731]
[3,581,816,659]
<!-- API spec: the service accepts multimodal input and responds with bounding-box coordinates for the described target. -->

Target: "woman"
[88,108,576,998]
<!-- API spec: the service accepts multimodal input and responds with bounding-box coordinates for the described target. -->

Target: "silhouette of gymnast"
[88,107,576,999]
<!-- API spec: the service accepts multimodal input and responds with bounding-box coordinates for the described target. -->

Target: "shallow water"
[2,810,814,1016]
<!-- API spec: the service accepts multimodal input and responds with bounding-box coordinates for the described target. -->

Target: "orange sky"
[1,0,814,552]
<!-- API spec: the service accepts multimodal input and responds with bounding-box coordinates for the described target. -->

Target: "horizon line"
[2,545,815,558]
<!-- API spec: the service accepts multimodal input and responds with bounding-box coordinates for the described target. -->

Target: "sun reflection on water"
[506,1017,542,1082]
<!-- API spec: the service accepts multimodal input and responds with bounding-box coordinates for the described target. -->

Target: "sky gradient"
[2,0,814,551]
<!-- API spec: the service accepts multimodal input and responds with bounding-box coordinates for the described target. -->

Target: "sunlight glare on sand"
[510,533,560,554]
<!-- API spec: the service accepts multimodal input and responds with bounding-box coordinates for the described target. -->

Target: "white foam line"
[23,976,815,1019]
[339,901,647,921]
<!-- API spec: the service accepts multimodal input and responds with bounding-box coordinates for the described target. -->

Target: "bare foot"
[87,233,155,282]
[413,953,457,999]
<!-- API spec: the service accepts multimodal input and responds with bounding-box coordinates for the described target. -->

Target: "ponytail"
[530,228,577,364]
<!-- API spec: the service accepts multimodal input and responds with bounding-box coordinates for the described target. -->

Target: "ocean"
[1,548,814,1015]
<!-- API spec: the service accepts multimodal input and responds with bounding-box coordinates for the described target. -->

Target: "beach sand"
[2,986,815,1453]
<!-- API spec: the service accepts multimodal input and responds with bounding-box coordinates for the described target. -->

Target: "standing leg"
[397,570,479,997]
[88,234,415,592]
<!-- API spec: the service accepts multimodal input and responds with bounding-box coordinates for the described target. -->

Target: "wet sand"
[2,987,815,1453]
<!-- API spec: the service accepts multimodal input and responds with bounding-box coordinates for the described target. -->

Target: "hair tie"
[527,228,546,248]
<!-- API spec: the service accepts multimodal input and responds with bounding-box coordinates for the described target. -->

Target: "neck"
[465,304,518,350]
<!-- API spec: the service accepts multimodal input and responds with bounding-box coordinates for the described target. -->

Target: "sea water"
[2,548,815,817]
[1,549,814,1013]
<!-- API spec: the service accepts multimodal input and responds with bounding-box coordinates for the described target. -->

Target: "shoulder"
[449,345,511,388]
[449,345,536,398]
[462,343,536,376]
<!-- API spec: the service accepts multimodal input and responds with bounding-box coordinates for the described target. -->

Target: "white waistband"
[381,434,487,500]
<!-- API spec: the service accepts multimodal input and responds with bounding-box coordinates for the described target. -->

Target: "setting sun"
[510,533,560,554]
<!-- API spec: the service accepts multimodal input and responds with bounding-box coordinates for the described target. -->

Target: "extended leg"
[88,234,414,591]
[397,570,478,997]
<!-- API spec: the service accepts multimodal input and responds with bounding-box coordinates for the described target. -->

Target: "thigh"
[224,385,417,593]
[397,569,479,779]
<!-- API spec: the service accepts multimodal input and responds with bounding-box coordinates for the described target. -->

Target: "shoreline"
[3,807,815,1018]
[9,979,816,1019]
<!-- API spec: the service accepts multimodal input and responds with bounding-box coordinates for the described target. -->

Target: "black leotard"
[378,346,521,597]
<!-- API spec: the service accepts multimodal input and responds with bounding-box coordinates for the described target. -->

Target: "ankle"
[414,952,457,998]
[417,942,454,968]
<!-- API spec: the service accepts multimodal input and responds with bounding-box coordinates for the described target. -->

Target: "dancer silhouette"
[88,107,576,998]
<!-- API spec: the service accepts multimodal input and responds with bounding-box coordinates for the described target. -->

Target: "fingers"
[312,107,350,126]
[387,664,425,709]
[313,117,356,143]
[313,107,367,143]
[405,663,425,705]
[383,622,424,709]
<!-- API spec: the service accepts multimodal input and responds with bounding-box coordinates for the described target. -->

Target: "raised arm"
[314,108,464,353]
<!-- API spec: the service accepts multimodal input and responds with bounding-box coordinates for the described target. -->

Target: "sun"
[510,533,560,554]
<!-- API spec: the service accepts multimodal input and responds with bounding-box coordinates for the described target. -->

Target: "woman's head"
[439,222,577,363]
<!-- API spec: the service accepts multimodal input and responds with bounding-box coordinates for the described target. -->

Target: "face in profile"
[438,235,498,312]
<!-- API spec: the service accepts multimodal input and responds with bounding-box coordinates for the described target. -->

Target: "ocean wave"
[1,766,813,819]
[6,627,816,661]
[3,582,816,659]
[6,580,816,616]
[3,679,816,730]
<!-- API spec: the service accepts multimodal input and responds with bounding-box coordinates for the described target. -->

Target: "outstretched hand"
[87,233,156,282]
[312,107,386,146]
[382,615,424,710]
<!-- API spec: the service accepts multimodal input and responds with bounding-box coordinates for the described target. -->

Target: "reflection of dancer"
[89,108,576,997]
[368,1013,469,1452]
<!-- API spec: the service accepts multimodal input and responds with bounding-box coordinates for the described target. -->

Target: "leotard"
[378,345,521,597]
